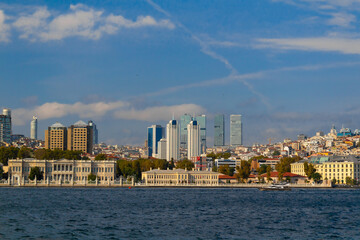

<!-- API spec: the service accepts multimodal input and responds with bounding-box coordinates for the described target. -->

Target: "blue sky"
[1,0,360,146]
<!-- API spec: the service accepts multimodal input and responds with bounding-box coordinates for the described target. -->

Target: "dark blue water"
[1,188,360,239]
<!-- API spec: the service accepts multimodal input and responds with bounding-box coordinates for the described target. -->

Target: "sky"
[1,0,360,146]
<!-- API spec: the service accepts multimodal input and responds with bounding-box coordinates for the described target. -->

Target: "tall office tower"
[230,114,242,146]
[88,120,98,145]
[147,125,164,158]
[195,114,206,153]
[67,120,94,154]
[157,138,167,159]
[0,108,11,143]
[187,120,201,159]
[214,114,225,146]
[45,122,67,150]
[30,116,38,140]
[166,119,179,161]
[180,114,192,149]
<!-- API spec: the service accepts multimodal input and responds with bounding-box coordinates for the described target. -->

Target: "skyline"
[1,0,360,146]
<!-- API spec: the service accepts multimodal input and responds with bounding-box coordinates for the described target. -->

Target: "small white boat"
[259,183,291,191]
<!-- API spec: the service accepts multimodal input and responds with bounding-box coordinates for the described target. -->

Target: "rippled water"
[1,187,360,239]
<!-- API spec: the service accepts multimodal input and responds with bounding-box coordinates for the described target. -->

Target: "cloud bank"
[4,4,174,42]
[256,37,360,55]
[12,101,205,125]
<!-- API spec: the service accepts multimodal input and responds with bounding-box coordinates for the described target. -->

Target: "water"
[1,188,360,239]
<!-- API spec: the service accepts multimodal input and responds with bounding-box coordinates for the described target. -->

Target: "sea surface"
[1,187,360,239]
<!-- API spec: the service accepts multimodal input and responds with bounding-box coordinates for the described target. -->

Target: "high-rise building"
[0,108,11,143]
[45,122,67,150]
[88,120,98,145]
[214,114,225,146]
[230,114,242,146]
[187,120,201,159]
[180,114,192,149]
[147,125,164,158]
[67,120,94,154]
[195,114,206,153]
[166,120,179,161]
[157,138,167,160]
[30,116,38,140]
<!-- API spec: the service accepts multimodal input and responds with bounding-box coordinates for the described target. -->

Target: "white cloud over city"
[1,4,175,42]
[12,101,205,126]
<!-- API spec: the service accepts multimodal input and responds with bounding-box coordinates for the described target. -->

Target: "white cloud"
[327,12,356,27]
[12,4,175,41]
[0,9,10,42]
[12,101,205,125]
[13,7,50,40]
[256,37,360,54]
[113,104,206,121]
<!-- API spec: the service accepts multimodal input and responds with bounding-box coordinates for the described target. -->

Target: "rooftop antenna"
[172,112,175,120]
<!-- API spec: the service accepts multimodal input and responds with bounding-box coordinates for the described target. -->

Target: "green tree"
[266,165,272,183]
[88,173,97,182]
[206,152,216,160]
[176,159,194,170]
[312,172,322,183]
[272,150,281,156]
[345,176,354,185]
[29,167,43,181]
[257,164,268,175]
[275,156,301,178]
[218,165,235,176]
[236,160,251,183]
[95,154,107,160]
[17,147,32,159]
[0,146,19,165]
[304,162,316,179]
[332,178,337,185]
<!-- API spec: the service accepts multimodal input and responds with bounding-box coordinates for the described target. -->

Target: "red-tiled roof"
[219,175,237,179]
[260,171,305,178]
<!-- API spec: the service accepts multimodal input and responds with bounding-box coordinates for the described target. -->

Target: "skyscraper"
[214,114,225,146]
[67,120,94,154]
[30,116,38,140]
[166,119,179,161]
[196,114,206,152]
[45,122,67,150]
[88,120,98,145]
[180,114,192,149]
[187,120,201,159]
[230,115,242,146]
[157,138,167,160]
[147,125,164,158]
[0,108,11,143]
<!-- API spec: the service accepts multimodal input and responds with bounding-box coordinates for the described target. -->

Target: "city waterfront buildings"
[8,158,116,183]
[142,168,220,185]
[30,116,38,140]
[230,114,242,146]
[147,125,164,158]
[45,122,67,150]
[0,108,12,143]
[214,114,225,146]
[166,120,179,161]
[67,120,94,154]
[291,155,360,184]
[187,120,201,159]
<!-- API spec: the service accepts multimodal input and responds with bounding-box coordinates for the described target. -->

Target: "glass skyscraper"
[230,114,242,146]
[180,114,192,149]
[147,125,164,157]
[196,114,206,153]
[0,108,11,143]
[30,116,38,140]
[214,114,224,146]
[88,120,98,145]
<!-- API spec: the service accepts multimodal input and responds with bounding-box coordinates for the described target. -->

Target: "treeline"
[0,147,89,165]
[116,159,194,181]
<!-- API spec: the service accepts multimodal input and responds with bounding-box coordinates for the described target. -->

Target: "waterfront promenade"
[0,178,332,188]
